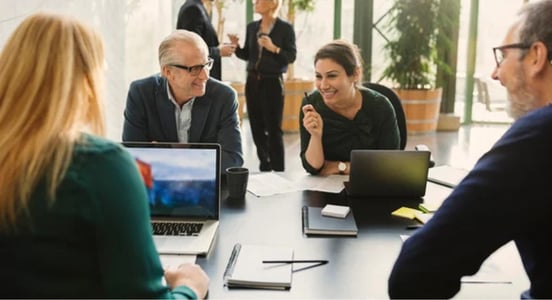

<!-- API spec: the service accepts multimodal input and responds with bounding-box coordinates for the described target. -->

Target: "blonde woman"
[228,0,297,171]
[0,13,208,298]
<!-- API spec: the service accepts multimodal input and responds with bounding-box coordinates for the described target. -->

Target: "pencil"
[262,260,328,264]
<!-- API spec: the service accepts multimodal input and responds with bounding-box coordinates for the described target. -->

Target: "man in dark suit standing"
[122,30,243,172]
[177,0,235,80]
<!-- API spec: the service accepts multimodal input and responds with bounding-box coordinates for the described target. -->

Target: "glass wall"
[0,0,527,140]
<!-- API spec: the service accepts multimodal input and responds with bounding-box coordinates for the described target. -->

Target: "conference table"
[196,179,529,299]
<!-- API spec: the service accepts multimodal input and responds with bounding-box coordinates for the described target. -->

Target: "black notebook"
[302,206,358,236]
[223,243,293,290]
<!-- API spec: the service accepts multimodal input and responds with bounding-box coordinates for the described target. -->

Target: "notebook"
[427,165,469,188]
[302,206,358,236]
[223,243,293,290]
[122,142,221,255]
[344,150,430,198]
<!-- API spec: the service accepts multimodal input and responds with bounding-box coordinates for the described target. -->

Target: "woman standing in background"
[229,0,297,172]
[0,12,208,298]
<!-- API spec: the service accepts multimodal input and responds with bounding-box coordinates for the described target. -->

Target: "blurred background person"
[300,39,400,175]
[177,0,236,80]
[228,0,296,172]
[0,12,208,298]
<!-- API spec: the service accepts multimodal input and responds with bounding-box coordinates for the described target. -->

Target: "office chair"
[474,77,505,112]
[363,82,435,167]
[363,82,407,150]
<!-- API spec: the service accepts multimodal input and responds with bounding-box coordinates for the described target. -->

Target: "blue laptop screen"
[124,144,220,219]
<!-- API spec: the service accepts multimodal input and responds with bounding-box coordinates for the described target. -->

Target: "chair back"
[363,82,407,149]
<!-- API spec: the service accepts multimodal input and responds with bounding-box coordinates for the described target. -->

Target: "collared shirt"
[166,81,194,143]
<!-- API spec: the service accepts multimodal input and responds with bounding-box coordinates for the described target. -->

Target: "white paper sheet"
[247,172,347,197]
[293,174,348,193]
[247,172,300,196]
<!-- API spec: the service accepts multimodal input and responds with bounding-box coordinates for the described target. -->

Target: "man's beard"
[506,67,538,120]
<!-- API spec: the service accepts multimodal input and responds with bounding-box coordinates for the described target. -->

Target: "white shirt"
[167,81,195,142]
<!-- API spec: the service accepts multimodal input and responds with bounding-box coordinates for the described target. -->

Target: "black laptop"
[344,150,430,198]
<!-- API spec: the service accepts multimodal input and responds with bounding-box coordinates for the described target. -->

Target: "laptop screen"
[122,142,220,220]
[348,150,430,198]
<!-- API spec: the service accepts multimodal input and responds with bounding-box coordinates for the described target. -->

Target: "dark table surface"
[197,182,529,299]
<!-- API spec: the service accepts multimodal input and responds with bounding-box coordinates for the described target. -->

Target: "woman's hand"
[302,104,323,137]
[165,263,209,299]
[257,34,278,53]
[227,33,239,47]
[219,43,236,57]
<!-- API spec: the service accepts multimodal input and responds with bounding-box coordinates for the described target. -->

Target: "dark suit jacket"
[122,75,243,172]
[177,0,222,80]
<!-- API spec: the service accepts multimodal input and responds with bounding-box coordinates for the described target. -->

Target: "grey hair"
[517,0,552,61]
[158,29,208,68]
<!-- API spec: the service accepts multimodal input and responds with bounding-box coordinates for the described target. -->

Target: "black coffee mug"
[226,167,249,200]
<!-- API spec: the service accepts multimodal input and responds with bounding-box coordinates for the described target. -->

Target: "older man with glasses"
[123,30,243,172]
[389,1,552,298]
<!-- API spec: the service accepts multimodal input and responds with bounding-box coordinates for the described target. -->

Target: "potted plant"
[380,0,454,134]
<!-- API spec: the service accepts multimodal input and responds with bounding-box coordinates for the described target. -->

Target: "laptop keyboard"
[152,221,203,236]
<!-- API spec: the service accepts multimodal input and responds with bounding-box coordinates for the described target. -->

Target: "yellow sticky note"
[391,207,423,219]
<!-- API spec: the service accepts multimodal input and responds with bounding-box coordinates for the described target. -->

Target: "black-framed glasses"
[169,58,214,76]
[492,43,531,67]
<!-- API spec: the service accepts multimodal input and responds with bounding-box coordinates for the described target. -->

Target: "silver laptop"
[122,142,220,255]
[344,150,430,198]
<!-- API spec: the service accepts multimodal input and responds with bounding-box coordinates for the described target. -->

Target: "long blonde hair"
[0,12,105,228]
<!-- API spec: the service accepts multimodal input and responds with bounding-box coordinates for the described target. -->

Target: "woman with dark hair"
[300,39,400,175]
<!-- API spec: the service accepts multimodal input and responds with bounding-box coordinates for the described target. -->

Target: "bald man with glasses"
[123,30,243,172]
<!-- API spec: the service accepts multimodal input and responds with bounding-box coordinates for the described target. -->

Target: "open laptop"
[122,142,221,255]
[344,150,430,198]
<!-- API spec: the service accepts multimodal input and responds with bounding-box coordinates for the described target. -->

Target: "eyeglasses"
[169,58,214,76]
[492,43,531,67]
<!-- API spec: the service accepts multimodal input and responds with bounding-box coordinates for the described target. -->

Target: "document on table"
[248,173,300,196]
[294,174,348,193]
[247,172,348,196]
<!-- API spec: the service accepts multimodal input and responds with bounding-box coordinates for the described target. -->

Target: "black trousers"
[245,73,285,171]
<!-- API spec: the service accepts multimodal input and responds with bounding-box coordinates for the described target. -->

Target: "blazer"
[177,0,222,80]
[122,75,244,172]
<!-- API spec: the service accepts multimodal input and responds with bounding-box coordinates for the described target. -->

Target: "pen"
[262,260,328,264]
